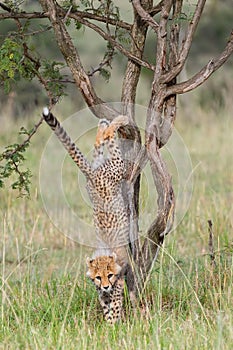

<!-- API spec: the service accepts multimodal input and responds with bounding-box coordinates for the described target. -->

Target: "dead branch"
[166,31,233,96]
[208,220,216,268]
[5,117,44,159]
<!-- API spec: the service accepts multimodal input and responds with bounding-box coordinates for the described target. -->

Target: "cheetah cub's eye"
[95,276,101,281]
[108,274,114,279]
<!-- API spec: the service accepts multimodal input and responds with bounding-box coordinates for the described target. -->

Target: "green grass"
[0,108,233,349]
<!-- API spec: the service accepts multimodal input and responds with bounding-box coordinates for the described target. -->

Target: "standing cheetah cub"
[86,254,125,324]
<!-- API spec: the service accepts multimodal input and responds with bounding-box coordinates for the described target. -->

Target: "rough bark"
[121,1,153,291]
[138,125,175,278]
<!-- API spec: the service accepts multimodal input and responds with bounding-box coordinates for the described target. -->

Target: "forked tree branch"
[4,117,44,159]
[60,7,155,72]
[166,31,233,96]
[160,0,206,83]
[149,1,164,16]
[132,0,159,33]
[0,3,155,74]
[39,0,119,119]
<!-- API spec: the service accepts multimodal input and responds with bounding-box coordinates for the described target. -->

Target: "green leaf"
[0,127,33,197]
[99,68,111,82]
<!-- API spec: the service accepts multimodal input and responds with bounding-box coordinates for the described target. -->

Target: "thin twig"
[5,116,44,158]
[0,10,131,31]
[72,15,155,71]
[63,5,72,23]
[88,53,114,77]
[23,25,52,36]
[208,219,217,268]
[0,1,11,12]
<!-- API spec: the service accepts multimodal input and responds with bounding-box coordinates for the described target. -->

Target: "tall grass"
[0,108,232,349]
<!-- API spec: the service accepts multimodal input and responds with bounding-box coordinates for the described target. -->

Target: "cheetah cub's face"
[86,254,122,293]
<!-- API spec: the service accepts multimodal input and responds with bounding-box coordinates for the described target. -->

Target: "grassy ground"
[0,106,233,349]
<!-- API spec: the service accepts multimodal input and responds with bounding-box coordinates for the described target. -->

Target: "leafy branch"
[0,117,44,197]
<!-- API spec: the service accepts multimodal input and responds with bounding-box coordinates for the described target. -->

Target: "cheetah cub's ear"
[109,253,122,275]
[86,257,93,277]
[109,252,117,262]
[86,257,93,266]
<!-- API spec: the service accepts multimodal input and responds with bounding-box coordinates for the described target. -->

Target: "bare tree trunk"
[120,0,153,292]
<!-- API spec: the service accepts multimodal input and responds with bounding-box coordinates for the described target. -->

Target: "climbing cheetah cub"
[86,254,125,324]
[42,108,130,324]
